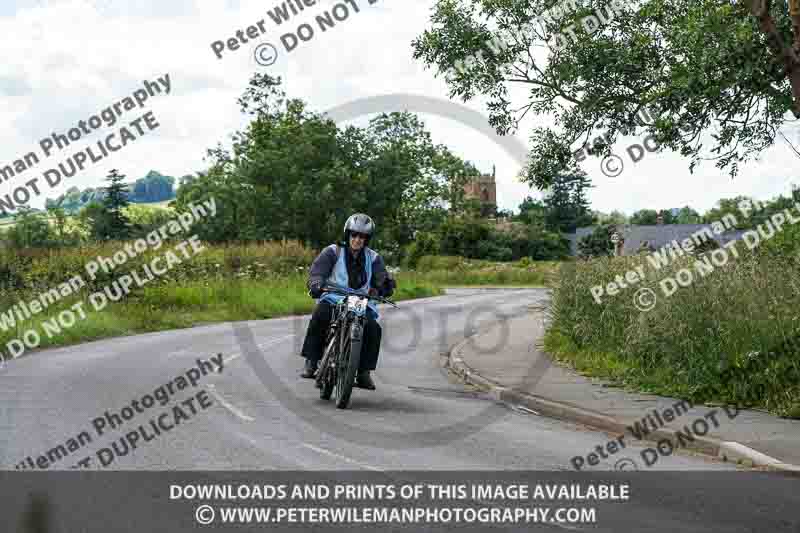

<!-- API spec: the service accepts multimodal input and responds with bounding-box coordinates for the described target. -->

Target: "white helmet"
[343,213,375,245]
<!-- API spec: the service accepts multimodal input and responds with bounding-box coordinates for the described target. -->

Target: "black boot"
[301,358,317,379]
[355,370,376,390]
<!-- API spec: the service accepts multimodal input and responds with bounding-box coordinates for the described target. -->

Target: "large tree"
[412,0,800,189]
[594,209,629,225]
[703,187,800,227]
[629,208,678,224]
[175,74,477,250]
[515,195,548,226]
[543,170,594,232]
[675,205,702,224]
[101,169,133,239]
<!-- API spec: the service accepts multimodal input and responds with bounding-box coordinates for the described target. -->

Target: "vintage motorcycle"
[314,283,397,409]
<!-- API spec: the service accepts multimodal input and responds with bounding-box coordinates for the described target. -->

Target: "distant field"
[0,200,174,229]
[134,199,175,209]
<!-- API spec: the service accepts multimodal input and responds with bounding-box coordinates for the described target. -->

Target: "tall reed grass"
[546,230,800,417]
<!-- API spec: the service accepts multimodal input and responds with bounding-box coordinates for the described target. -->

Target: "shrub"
[526,228,570,260]
[517,257,534,268]
[416,255,472,271]
[577,225,615,258]
[439,217,492,258]
[476,240,512,261]
[404,231,441,268]
[0,239,317,296]
[759,221,800,259]
[691,238,720,255]
[3,210,58,249]
[124,204,175,237]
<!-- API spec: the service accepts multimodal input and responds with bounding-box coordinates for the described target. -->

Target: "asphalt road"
[1,288,797,532]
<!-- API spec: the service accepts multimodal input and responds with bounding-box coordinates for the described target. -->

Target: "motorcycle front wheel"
[335,321,362,409]
[318,334,337,400]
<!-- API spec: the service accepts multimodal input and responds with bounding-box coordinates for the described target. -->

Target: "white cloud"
[0,0,797,214]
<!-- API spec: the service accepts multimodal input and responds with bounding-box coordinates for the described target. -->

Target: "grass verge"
[1,274,443,359]
[409,256,560,287]
[0,242,555,362]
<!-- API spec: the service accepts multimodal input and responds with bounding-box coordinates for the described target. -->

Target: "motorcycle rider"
[300,213,396,390]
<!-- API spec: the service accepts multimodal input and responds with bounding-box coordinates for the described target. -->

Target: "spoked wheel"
[319,362,334,400]
[318,336,337,400]
[335,322,362,409]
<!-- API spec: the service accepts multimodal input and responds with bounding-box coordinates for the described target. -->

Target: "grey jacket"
[307,243,393,296]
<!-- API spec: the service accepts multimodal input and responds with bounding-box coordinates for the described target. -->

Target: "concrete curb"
[445,332,800,478]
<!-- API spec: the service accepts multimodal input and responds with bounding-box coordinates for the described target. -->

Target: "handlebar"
[322,283,399,308]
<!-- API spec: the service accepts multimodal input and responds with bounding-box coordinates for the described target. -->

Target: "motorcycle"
[314,283,398,409]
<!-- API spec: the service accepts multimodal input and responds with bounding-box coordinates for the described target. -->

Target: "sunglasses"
[350,232,368,240]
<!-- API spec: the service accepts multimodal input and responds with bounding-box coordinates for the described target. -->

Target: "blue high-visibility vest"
[319,244,380,319]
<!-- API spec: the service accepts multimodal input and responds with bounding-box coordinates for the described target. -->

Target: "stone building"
[463,165,497,213]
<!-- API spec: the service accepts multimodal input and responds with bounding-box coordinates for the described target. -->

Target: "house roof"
[565,224,748,255]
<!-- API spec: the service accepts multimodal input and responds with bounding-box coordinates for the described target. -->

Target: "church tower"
[463,164,497,214]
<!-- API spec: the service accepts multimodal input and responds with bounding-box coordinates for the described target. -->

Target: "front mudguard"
[350,320,364,342]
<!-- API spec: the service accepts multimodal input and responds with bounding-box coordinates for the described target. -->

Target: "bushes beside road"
[410,255,560,287]
[402,217,570,268]
[0,241,556,356]
[0,241,444,358]
[0,242,560,359]
[545,225,800,418]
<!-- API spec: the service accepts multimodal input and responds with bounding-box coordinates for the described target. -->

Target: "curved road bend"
[2,288,796,532]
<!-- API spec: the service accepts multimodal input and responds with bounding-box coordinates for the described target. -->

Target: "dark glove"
[381,272,396,298]
[308,277,324,299]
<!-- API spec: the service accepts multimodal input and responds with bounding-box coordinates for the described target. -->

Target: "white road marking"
[513,405,541,416]
[303,443,585,531]
[207,384,255,422]
[165,348,194,360]
[258,334,296,349]
[301,443,383,471]
[223,334,296,366]
[207,334,297,421]
[165,334,294,365]
[235,431,313,469]
[223,354,241,365]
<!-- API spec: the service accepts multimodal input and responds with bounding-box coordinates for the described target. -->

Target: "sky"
[1,0,799,217]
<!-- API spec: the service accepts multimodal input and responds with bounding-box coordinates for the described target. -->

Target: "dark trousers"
[300,301,382,371]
